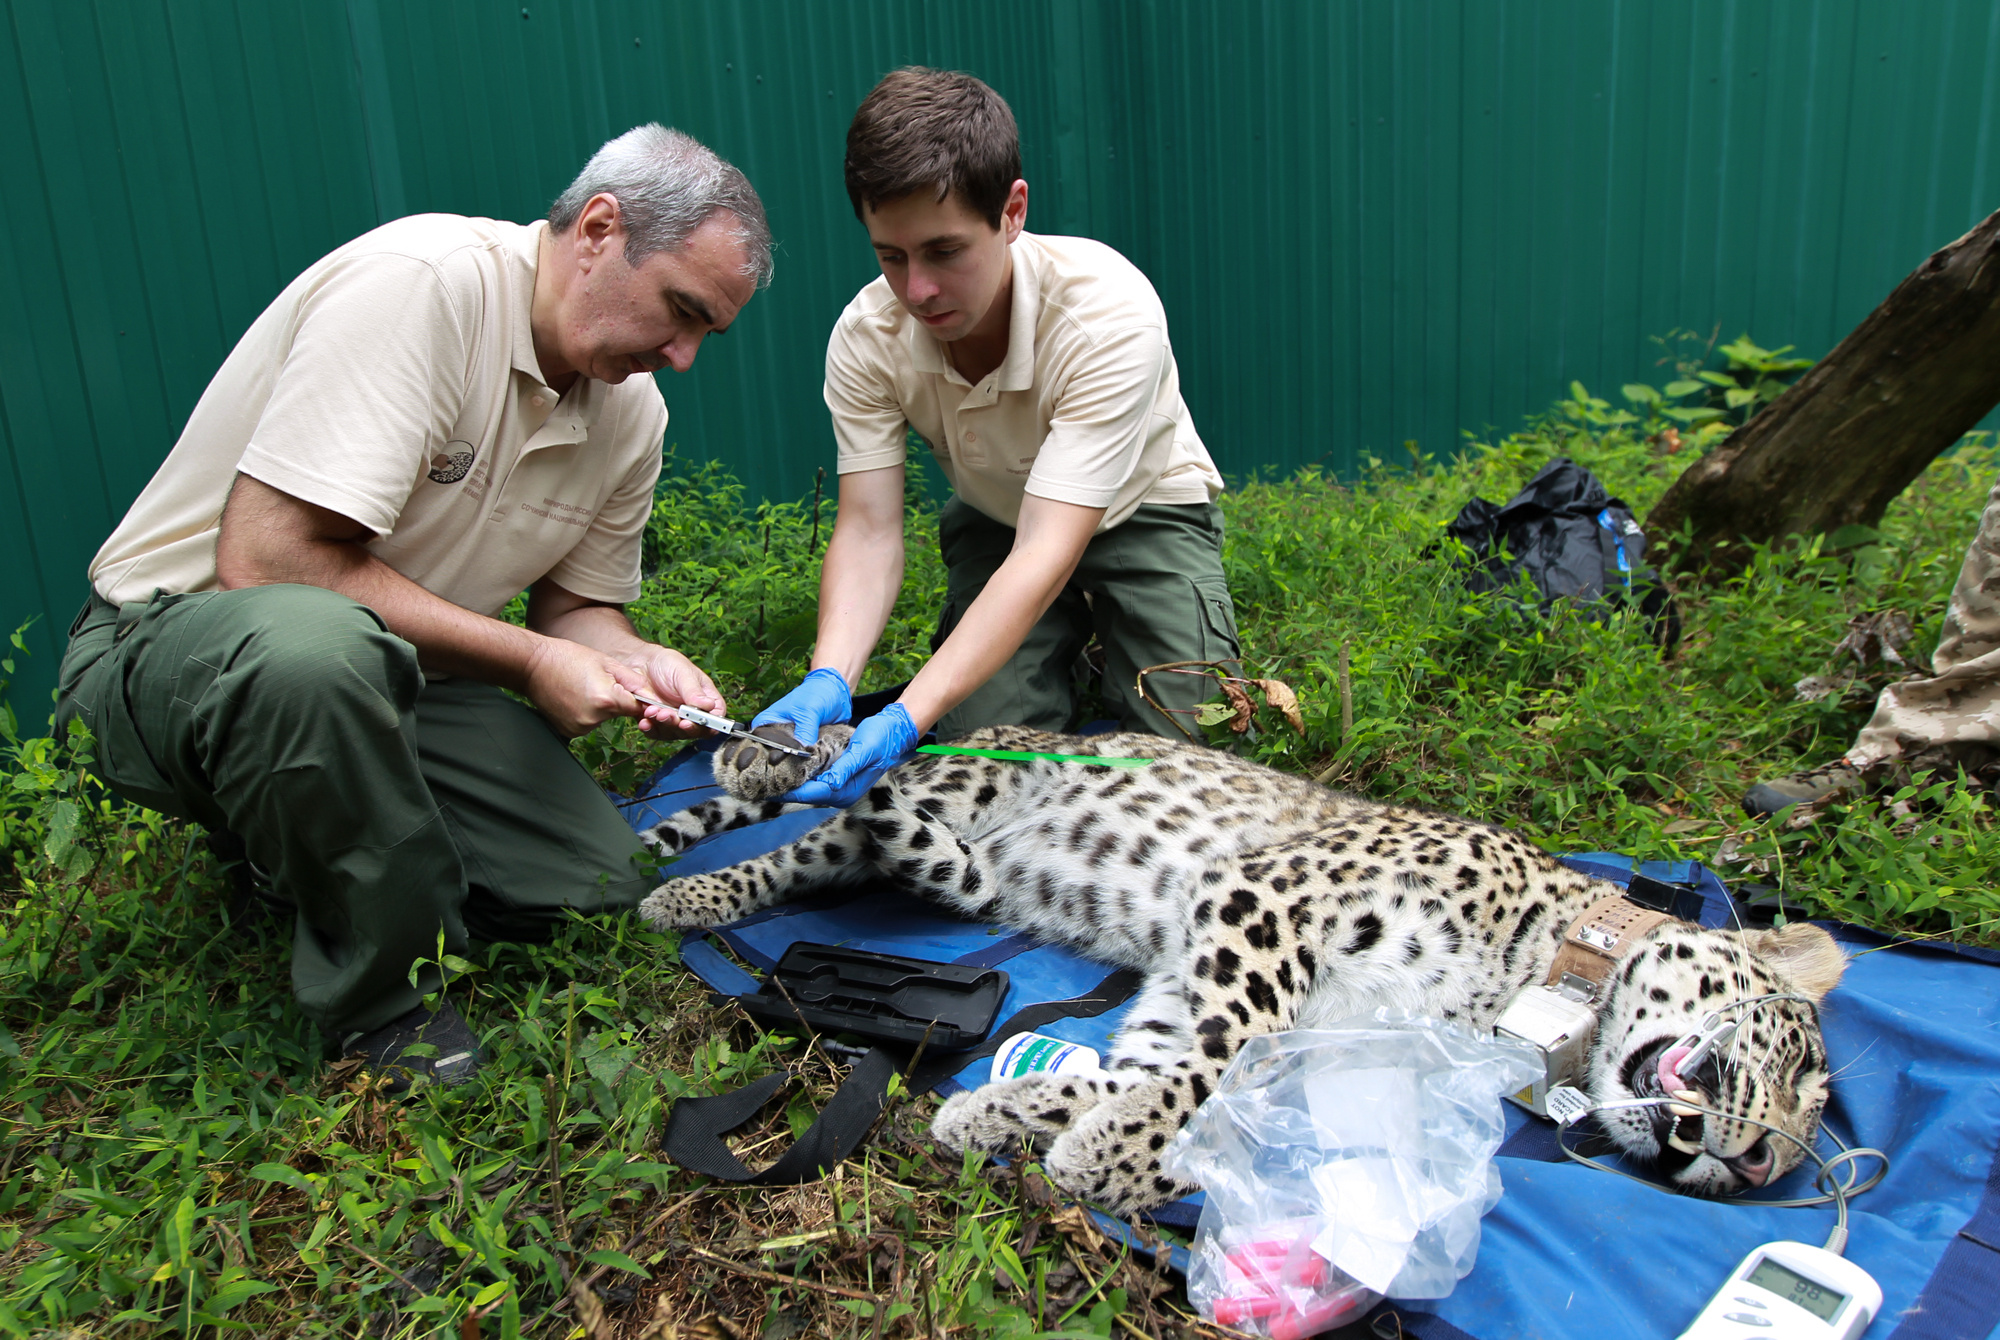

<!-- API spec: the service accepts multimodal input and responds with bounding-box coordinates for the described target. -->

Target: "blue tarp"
[626,744,2000,1339]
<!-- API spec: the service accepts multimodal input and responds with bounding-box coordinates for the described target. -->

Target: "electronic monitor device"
[1676,1239,1881,1339]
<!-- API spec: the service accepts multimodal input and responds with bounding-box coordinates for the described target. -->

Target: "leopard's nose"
[1725,1139,1774,1187]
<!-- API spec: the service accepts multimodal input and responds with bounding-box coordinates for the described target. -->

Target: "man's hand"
[527,582,728,738]
[752,668,853,744]
[628,645,727,739]
[782,703,920,807]
[519,637,653,738]
[515,639,726,740]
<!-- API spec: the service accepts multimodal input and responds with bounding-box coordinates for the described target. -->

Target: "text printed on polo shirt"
[519,497,594,529]
[462,451,494,503]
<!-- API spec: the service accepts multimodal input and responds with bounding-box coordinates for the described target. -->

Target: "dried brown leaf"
[636,1293,682,1340]
[1832,609,1918,671]
[1253,678,1305,734]
[1661,818,1716,834]
[1221,681,1255,733]
[569,1275,614,1340]
[1049,1203,1108,1255]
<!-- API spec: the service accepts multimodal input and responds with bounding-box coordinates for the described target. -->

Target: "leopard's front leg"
[639,809,867,929]
[639,864,787,929]
[639,796,807,856]
[931,1071,1118,1158]
[1036,853,1321,1215]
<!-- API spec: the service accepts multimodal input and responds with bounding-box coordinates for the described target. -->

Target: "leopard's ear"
[1741,922,1847,1001]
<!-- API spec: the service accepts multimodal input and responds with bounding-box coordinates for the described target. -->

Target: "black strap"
[661,967,1143,1185]
[662,1047,900,1184]
[905,967,1143,1095]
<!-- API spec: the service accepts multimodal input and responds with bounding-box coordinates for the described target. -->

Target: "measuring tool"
[628,693,816,760]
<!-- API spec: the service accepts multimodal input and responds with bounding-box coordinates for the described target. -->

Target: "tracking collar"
[1545,874,1707,1001]
[1501,875,1711,1122]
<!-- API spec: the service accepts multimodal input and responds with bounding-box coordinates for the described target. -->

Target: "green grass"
[2,362,1996,1337]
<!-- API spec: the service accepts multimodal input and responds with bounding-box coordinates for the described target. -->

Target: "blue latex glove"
[750,667,852,745]
[782,703,920,807]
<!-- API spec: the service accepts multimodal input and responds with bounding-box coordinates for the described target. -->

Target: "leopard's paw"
[714,724,854,801]
[930,1073,1109,1156]
[638,873,754,930]
[1041,1078,1196,1215]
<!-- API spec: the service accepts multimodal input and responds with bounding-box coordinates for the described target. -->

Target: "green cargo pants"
[933,498,1243,739]
[56,584,655,1040]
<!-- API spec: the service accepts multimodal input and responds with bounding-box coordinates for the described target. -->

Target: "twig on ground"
[868,1235,906,1340]
[1851,910,2000,955]
[685,1243,886,1303]
[1339,642,1354,742]
[1133,662,1221,741]
[764,970,850,1084]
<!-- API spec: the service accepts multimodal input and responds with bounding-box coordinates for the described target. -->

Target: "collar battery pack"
[1495,877,1702,1118]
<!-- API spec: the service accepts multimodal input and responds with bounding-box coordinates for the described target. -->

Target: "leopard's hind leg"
[935,843,1329,1215]
[928,969,1194,1169]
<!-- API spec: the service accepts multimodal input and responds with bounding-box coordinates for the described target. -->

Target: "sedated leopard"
[639,726,1846,1215]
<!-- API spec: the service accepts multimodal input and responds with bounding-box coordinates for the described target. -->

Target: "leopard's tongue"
[1658,1045,1694,1093]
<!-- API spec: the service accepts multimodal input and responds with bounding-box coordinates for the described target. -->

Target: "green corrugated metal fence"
[5,0,2000,715]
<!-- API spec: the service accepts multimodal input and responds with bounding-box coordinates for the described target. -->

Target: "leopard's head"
[711,723,852,801]
[1587,921,1846,1196]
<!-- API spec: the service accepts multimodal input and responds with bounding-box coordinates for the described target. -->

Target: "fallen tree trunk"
[1649,207,2000,574]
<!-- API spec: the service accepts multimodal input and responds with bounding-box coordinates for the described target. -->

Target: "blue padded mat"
[627,748,2000,1339]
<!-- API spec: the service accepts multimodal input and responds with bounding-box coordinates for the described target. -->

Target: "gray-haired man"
[57,126,770,1087]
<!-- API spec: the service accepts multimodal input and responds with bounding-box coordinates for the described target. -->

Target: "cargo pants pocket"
[1191,575,1243,665]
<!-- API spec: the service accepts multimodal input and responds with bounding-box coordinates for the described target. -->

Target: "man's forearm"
[220,533,552,689]
[533,599,648,666]
[896,553,1069,731]
[810,520,904,688]
[895,494,1104,733]
[214,472,712,738]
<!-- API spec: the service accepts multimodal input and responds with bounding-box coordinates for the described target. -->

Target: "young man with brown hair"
[758,67,1241,804]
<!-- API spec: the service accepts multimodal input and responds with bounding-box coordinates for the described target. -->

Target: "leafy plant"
[1618,328,1816,452]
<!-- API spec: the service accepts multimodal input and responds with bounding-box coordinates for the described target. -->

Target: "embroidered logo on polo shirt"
[428,440,477,484]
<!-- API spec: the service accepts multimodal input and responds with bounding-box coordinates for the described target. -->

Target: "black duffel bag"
[1445,456,1680,650]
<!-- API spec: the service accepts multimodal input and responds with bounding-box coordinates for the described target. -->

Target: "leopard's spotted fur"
[639,727,1845,1214]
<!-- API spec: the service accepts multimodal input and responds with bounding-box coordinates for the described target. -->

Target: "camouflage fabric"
[1848,481,2000,773]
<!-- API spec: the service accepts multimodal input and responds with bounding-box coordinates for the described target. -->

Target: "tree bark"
[1649,206,2000,574]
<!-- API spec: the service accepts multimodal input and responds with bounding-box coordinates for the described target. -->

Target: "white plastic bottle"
[990,1032,1103,1083]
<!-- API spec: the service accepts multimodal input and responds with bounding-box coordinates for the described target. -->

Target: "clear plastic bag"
[1161,1011,1543,1336]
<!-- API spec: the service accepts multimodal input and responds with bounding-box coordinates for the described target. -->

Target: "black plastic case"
[732,942,1009,1050]
[1623,872,1708,923]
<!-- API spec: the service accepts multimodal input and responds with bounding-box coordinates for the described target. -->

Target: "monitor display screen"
[1747,1256,1846,1323]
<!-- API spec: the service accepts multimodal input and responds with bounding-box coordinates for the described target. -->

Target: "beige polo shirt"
[825,231,1222,530]
[90,214,668,617]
